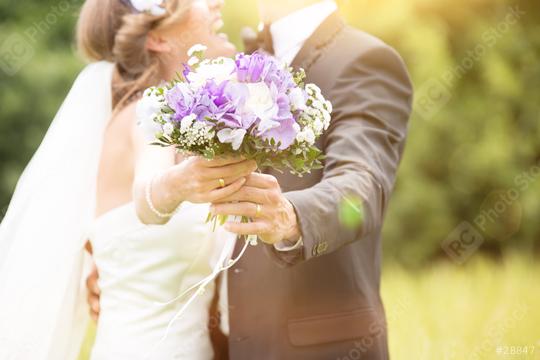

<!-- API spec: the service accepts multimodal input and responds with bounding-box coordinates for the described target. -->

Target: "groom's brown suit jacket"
[221,12,413,360]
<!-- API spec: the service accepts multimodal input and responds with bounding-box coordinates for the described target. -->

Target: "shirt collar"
[269,1,338,62]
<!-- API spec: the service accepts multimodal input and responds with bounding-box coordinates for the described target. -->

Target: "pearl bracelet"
[145,174,179,219]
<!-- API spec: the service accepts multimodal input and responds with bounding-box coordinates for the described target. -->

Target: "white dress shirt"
[270,0,338,65]
[219,1,338,336]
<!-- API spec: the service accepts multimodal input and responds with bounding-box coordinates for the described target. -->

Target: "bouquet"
[137,45,332,177]
[137,46,333,348]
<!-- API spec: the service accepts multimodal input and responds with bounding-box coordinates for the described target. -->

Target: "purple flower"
[182,64,191,81]
[261,116,298,150]
[235,53,266,83]
[247,82,297,150]
[196,80,257,130]
[235,52,296,93]
[166,79,256,130]
[165,83,199,121]
[167,52,303,150]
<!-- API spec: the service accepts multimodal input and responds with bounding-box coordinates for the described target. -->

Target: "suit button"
[233,268,243,274]
[313,242,329,256]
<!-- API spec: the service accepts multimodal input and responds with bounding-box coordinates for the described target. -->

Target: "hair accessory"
[121,0,166,16]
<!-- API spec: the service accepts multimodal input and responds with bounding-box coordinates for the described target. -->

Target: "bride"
[0,0,256,359]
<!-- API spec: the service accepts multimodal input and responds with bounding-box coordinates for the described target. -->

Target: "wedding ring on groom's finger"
[255,203,262,218]
[218,178,225,188]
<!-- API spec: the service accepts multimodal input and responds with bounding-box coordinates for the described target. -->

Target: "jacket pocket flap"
[287,308,379,347]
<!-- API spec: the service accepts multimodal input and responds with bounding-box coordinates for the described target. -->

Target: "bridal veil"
[0,61,114,359]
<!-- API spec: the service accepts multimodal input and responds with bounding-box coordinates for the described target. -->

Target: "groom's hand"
[210,173,301,245]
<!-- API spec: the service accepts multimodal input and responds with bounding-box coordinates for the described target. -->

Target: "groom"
[208,0,413,359]
[87,0,413,358]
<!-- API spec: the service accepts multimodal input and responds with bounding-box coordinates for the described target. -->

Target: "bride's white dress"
[0,62,236,360]
[89,202,215,360]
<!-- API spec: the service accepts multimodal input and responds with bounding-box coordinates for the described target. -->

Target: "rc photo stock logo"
[0,0,78,76]
[442,221,485,265]
[0,33,35,76]
[442,164,539,265]
[414,5,525,122]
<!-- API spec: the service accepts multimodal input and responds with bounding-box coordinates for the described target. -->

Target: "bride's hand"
[157,156,257,206]
[86,262,100,322]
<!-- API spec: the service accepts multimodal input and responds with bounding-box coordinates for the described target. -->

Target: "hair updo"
[76,0,191,110]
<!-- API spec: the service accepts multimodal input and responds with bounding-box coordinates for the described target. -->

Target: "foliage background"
[1,0,539,265]
[1,0,539,358]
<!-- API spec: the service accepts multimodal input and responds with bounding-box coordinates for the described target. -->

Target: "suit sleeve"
[268,44,414,266]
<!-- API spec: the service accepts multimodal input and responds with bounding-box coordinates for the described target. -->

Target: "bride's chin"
[209,18,235,52]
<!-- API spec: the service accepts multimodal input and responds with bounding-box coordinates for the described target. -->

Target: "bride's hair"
[77,0,191,110]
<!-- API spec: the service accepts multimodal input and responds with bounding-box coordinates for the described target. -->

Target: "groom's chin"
[209,34,237,57]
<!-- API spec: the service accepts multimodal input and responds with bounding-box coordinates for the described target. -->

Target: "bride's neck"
[159,62,178,83]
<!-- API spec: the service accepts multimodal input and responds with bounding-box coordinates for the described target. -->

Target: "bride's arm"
[131,120,178,225]
[129,104,257,225]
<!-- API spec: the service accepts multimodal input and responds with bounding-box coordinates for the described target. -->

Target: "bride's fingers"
[91,312,99,322]
[202,160,257,180]
[206,177,246,202]
[202,175,247,191]
[90,306,99,322]
[84,240,93,255]
[88,293,100,320]
[86,270,100,296]
[197,155,245,168]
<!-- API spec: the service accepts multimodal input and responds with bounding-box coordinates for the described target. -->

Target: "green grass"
[78,253,540,359]
[383,253,540,360]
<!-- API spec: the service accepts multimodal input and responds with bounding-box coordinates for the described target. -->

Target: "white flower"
[288,88,307,111]
[136,88,163,141]
[313,118,324,133]
[217,128,247,150]
[187,56,199,67]
[187,58,236,87]
[180,114,196,131]
[303,128,316,145]
[187,44,208,57]
[163,122,174,136]
[130,0,166,16]
[324,100,333,113]
[306,83,322,96]
[296,129,316,145]
[322,111,331,128]
[243,82,281,133]
[312,100,324,110]
[306,106,319,117]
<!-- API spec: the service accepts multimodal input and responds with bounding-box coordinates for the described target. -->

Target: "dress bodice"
[89,202,216,360]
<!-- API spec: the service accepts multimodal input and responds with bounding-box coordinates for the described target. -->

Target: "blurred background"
[1,0,539,358]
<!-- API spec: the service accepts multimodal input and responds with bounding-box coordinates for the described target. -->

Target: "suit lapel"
[291,11,346,73]
[241,24,274,55]
[242,12,346,68]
